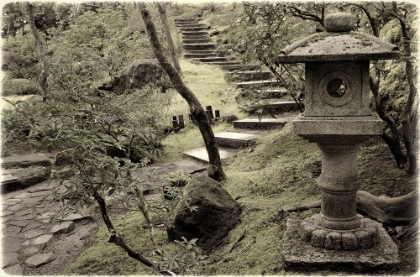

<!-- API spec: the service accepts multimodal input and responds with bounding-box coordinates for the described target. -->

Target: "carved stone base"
[301,214,379,250]
[282,218,399,272]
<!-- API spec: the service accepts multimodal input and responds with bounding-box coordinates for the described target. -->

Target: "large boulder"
[98,59,171,94]
[167,175,241,251]
[2,51,18,70]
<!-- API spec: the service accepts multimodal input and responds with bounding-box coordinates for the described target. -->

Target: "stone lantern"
[278,13,400,270]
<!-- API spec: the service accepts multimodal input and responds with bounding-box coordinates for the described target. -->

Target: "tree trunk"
[391,3,418,175]
[26,2,49,102]
[157,3,181,73]
[287,190,418,225]
[370,62,407,168]
[138,3,226,181]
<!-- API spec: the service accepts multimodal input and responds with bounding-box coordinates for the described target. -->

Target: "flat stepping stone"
[1,174,22,194]
[178,23,208,28]
[251,87,293,101]
[233,118,288,130]
[171,160,206,174]
[264,100,300,113]
[257,87,289,96]
[184,52,217,59]
[174,18,198,22]
[215,132,261,148]
[174,20,199,25]
[3,264,23,275]
[186,49,216,54]
[180,26,209,31]
[1,154,52,169]
[229,70,272,81]
[23,246,40,255]
[2,252,19,268]
[182,34,210,39]
[182,147,235,163]
[1,167,51,192]
[237,79,282,88]
[194,57,228,63]
[220,64,261,71]
[49,221,75,234]
[181,31,209,36]
[22,234,53,246]
[207,61,240,66]
[24,252,55,268]
[183,38,212,44]
[183,43,216,51]
[22,229,45,239]
[60,213,92,221]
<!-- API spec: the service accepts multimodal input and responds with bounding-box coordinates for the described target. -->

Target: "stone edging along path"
[1,153,207,275]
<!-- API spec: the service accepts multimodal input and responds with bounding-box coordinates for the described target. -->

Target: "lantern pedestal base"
[282,218,399,272]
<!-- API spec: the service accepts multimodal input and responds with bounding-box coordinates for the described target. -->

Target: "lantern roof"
[276,13,399,63]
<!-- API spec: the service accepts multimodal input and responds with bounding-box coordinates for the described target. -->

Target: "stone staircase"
[174,17,301,163]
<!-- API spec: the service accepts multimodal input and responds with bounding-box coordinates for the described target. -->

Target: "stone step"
[250,100,299,114]
[180,26,210,31]
[206,61,241,66]
[194,57,228,63]
[183,37,212,44]
[186,49,217,54]
[1,166,50,192]
[233,118,290,130]
[1,154,52,169]
[183,43,216,51]
[256,87,289,98]
[177,23,208,28]
[214,131,261,148]
[183,147,235,163]
[184,52,217,59]
[229,70,272,81]
[182,33,210,38]
[174,18,199,23]
[237,79,282,88]
[220,64,261,71]
[1,174,22,194]
[182,31,209,36]
[267,100,300,113]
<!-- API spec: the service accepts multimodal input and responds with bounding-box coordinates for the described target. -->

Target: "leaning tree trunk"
[157,2,181,73]
[390,2,418,175]
[138,3,226,181]
[287,190,418,225]
[26,2,49,102]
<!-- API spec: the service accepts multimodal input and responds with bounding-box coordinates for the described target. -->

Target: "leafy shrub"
[156,237,208,274]
[2,79,41,96]
[166,171,191,187]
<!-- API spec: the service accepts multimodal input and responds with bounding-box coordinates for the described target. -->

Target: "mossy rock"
[2,79,41,96]
[167,175,241,251]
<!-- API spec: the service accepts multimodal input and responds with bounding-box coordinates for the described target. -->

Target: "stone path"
[1,156,206,275]
[175,16,300,163]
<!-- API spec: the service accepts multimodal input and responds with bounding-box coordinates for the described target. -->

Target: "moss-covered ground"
[62,120,417,275]
[60,3,417,276]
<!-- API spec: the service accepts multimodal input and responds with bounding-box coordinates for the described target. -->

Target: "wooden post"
[215,110,220,121]
[178,114,185,129]
[172,115,178,129]
[206,105,214,119]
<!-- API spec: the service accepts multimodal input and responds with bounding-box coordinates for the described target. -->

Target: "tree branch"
[138,2,225,181]
[91,187,155,268]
